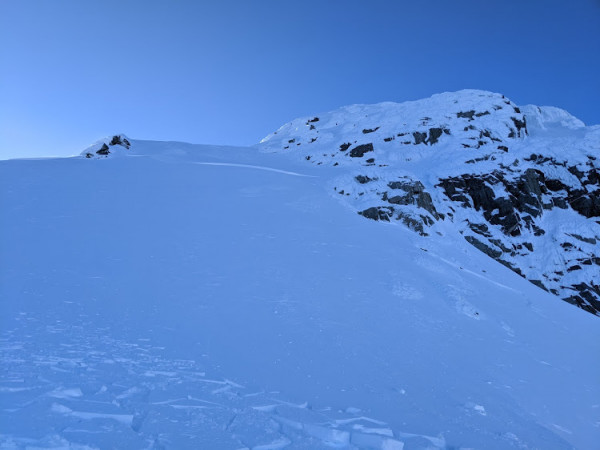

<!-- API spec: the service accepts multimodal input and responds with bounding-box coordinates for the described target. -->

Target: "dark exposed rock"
[465,235,502,258]
[428,128,444,144]
[365,158,375,164]
[456,110,476,120]
[530,280,548,291]
[475,111,490,117]
[383,137,394,142]
[497,145,508,152]
[109,135,122,146]
[355,175,377,184]
[349,143,374,158]
[504,169,544,217]
[413,132,427,145]
[362,127,380,134]
[96,144,110,155]
[568,192,600,218]
[468,222,491,237]
[545,179,568,192]
[359,206,392,222]
[339,142,352,152]
[510,116,528,137]
[109,135,130,148]
[568,234,597,245]
[386,179,439,219]
[497,259,523,275]
[397,212,428,236]
[566,282,600,313]
[307,117,319,123]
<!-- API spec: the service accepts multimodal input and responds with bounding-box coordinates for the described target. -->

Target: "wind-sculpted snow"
[259,90,600,315]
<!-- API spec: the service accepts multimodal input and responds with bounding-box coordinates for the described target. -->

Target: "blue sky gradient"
[1,0,599,159]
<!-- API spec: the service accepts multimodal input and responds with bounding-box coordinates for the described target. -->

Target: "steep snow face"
[258,90,600,315]
[2,140,600,449]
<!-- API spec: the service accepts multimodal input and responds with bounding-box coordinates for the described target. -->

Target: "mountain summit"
[258,90,600,315]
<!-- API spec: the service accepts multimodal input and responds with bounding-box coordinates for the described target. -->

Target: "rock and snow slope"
[0,91,599,449]
[259,90,600,315]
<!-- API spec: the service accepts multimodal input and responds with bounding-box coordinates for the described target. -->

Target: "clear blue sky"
[1,0,599,159]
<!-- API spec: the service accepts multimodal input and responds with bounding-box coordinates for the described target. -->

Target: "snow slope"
[1,133,599,449]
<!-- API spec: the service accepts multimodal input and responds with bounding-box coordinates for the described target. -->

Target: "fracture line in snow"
[193,162,316,177]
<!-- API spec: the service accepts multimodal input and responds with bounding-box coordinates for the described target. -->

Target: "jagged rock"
[362,127,379,134]
[457,110,476,120]
[428,127,444,144]
[530,280,548,291]
[397,212,428,236]
[355,175,377,184]
[568,233,597,245]
[386,179,439,219]
[565,282,600,314]
[349,143,373,158]
[359,206,392,221]
[465,235,502,258]
[108,135,131,149]
[96,144,110,155]
[510,116,528,137]
[413,132,427,145]
[568,192,600,218]
[468,222,492,237]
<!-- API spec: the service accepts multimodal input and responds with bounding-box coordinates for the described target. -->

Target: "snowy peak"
[259,90,530,166]
[258,90,600,316]
[81,134,131,158]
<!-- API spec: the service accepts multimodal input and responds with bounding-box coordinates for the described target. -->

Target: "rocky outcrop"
[437,154,600,314]
[259,89,600,316]
[83,135,131,159]
[351,177,440,236]
[349,143,374,158]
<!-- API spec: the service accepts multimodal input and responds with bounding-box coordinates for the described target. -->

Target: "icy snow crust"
[0,92,599,448]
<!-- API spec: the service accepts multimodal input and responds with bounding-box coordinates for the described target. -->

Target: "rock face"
[259,90,600,316]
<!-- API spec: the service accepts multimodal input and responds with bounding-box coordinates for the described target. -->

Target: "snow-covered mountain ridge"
[257,90,600,315]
